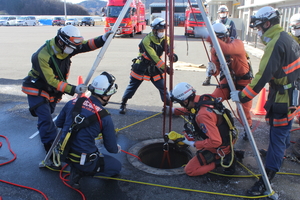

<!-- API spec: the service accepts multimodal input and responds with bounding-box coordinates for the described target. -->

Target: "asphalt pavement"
[0,25,300,200]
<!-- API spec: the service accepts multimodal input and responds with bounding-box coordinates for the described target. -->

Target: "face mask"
[157,32,164,39]
[291,29,300,37]
[219,13,227,18]
[257,30,263,37]
[63,46,74,54]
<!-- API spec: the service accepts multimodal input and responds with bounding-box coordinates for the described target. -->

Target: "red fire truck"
[104,0,146,37]
[184,7,206,37]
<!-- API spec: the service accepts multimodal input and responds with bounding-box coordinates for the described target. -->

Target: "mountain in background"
[0,0,198,16]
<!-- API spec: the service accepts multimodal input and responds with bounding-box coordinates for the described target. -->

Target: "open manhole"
[127,139,193,175]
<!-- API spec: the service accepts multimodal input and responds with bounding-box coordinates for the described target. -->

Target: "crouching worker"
[55,72,122,189]
[168,82,238,176]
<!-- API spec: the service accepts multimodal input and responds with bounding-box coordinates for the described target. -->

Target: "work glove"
[167,131,195,146]
[102,31,114,42]
[75,84,88,94]
[162,105,174,115]
[207,62,217,75]
[165,66,172,75]
[168,54,178,63]
[230,90,240,102]
[117,144,122,153]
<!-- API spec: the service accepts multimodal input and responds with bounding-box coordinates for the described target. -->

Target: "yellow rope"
[94,175,274,199]
[115,112,162,132]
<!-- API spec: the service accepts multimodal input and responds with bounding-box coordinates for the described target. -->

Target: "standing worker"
[203,5,237,86]
[55,72,121,189]
[207,23,253,140]
[119,18,178,114]
[22,25,113,161]
[168,82,237,176]
[230,6,300,196]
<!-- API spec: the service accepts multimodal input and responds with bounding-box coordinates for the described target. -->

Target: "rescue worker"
[21,25,113,160]
[169,82,237,176]
[119,17,178,114]
[230,6,300,196]
[208,23,253,139]
[55,72,122,189]
[203,5,237,85]
[290,13,300,44]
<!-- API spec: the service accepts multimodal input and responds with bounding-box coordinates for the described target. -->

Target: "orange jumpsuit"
[208,37,253,127]
[174,95,232,176]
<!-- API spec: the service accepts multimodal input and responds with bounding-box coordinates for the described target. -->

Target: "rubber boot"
[202,76,211,86]
[69,167,83,189]
[243,125,252,141]
[119,98,128,114]
[247,168,276,196]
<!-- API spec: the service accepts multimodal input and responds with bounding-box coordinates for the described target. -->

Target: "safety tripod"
[196,0,277,199]
[38,0,134,168]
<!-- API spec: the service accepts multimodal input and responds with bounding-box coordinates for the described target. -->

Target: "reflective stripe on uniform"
[243,85,257,99]
[130,71,151,81]
[142,53,151,60]
[156,60,164,68]
[152,74,164,81]
[88,39,97,50]
[57,81,68,92]
[130,71,144,80]
[22,86,55,102]
[282,57,300,74]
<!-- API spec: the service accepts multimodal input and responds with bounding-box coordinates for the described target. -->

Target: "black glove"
[102,31,113,42]
[173,54,178,62]
[166,66,172,75]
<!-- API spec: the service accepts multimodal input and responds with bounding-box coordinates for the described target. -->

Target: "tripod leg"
[39,128,62,168]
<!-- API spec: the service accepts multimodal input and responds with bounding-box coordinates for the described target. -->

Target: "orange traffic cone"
[77,75,84,85]
[75,75,87,98]
[251,88,267,115]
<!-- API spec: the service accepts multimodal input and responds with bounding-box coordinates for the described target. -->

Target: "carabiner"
[163,142,169,152]
[217,148,225,158]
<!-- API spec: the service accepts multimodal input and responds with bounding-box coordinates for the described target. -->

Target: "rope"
[0,135,48,200]
[94,175,274,199]
[115,112,162,132]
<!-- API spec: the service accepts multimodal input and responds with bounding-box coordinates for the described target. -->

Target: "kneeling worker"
[55,72,122,189]
[168,82,237,176]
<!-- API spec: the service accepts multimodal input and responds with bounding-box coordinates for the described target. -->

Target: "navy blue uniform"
[56,96,121,177]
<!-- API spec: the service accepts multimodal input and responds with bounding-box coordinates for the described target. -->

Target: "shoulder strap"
[59,97,109,161]
[46,40,66,82]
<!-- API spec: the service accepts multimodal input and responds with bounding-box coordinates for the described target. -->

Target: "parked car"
[80,17,95,26]
[16,16,38,26]
[0,16,17,26]
[52,17,65,26]
[65,18,79,26]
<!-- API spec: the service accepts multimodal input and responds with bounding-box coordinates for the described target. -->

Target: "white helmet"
[57,25,83,49]
[88,72,118,96]
[151,18,166,30]
[217,5,229,13]
[290,13,300,36]
[250,6,280,28]
[213,23,229,38]
[170,82,196,104]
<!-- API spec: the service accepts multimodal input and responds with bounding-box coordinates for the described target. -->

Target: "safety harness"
[55,97,109,169]
[185,95,238,168]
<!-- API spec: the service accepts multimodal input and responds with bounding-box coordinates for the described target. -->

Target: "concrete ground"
[0,25,300,200]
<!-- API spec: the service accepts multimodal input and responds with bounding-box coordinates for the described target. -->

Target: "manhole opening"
[138,142,192,169]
